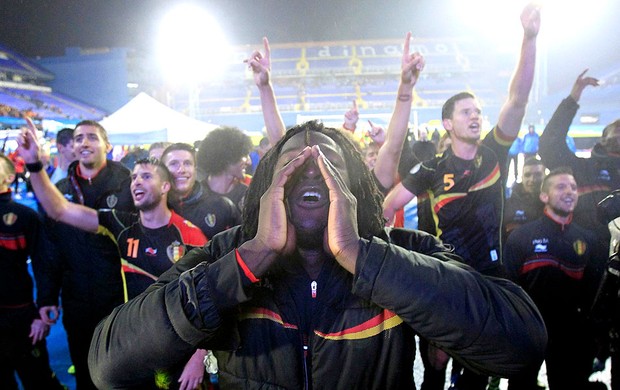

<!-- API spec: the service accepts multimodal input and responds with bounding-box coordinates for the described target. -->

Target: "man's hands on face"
[16,117,42,164]
[314,145,360,273]
[254,146,313,257]
[247,144,360,275]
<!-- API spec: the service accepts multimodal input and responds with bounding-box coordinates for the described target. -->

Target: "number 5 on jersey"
[443,173,455,191]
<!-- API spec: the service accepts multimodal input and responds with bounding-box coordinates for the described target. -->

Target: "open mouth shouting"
[133,188,145,202]
[289,183,329,210]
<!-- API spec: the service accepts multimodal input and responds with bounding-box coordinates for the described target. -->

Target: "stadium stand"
[0,43,106,127]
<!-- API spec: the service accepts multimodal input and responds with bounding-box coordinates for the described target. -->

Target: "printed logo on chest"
[532,237,549,253]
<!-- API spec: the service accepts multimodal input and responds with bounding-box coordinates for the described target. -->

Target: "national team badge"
[106,194,118,208]
[3,212,17,226]
[167,241,185,262]
[573,239,587,256]
[205,213,216,228]
[474,155,482,168]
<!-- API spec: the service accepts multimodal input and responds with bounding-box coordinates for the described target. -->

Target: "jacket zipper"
[303,280,317,389]
[303,333,310,390]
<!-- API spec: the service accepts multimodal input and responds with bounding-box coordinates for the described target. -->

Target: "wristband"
[25,161,44,173]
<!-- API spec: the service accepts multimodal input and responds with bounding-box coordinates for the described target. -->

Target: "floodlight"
[157,3,230,85]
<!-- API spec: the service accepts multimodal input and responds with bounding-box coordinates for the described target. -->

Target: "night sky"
[0,0,453,57]
[1,0,618,93]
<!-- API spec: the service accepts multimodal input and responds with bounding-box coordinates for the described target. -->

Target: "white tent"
[100,92,219,145]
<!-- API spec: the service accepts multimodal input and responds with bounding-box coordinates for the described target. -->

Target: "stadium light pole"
[156,3,231,118]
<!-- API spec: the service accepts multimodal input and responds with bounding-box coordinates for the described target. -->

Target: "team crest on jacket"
[205,213,216,228]
[2,212,17,226]
[106,194,118,208]
[573,239,587,256]
[474,155,482,168]
[167,241,184,262]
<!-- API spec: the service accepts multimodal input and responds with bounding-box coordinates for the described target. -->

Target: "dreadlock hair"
[242,120,386,240]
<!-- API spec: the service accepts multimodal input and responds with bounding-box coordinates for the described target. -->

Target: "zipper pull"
[311,281,317,298]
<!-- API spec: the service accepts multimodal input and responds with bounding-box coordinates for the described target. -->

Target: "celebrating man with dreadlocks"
[89,121,547,389]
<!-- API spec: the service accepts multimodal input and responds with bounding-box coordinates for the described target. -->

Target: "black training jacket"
[90,226,547,389]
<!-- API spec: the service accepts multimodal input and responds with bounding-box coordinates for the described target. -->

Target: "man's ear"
[442,118,452,132]
[539,192,548,204]
[161,181,171,194]
[4,173,15,187]
[105,142,113,154]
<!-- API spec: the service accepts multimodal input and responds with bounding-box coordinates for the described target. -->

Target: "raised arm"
[496,2,540,139]
[246,37,286,145]
[539,70,599,168]
[17,118,99,232]
[570,68,600,103]
[383,181,416,224]
[373,32,425,190]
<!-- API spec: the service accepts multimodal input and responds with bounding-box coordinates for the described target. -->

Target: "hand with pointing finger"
[16,117,42,164]
[343,100,359,132]
[401,32,425,87]
[367,120,386,145]
[570,68,600,103]
[245,37,272,88]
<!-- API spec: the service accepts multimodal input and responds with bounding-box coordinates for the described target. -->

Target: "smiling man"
[503,167,603,389]
[89,121,546,389]
[162,143,242,240]
[19,119,134,390]
[19,123,211,390]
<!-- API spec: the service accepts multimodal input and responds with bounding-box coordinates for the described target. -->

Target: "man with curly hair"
[197,127,253,212]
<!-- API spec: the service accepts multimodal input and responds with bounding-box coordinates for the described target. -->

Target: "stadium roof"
[0,42,54,81]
